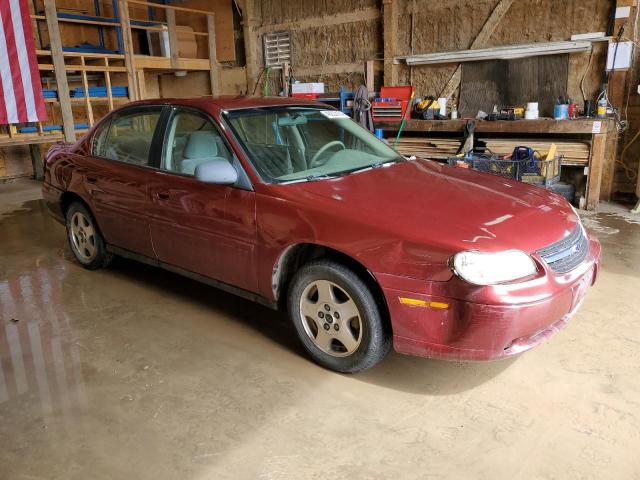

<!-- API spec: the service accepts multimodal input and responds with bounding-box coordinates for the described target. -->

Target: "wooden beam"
[256,7,380,35]
[166,8,179,70]
[365,60,375,92]
[440,0,514,99]
[383,0,398,86]
[118,0,139,101]
[207,14,220,96]
[44,0,75,143]
[586,132,607,210]
[29,144,44,180]
[240,0,261,94]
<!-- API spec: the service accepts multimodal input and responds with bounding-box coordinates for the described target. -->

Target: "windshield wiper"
[305,173,339,181]
[340,159,403,176]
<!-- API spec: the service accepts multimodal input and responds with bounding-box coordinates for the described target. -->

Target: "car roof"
[125,95,331,113]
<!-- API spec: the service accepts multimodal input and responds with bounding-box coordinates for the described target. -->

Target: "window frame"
[157,105,253,191]
[89,105,167,168]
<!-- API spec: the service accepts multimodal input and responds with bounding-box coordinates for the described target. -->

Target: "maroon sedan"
[43,96,601,373]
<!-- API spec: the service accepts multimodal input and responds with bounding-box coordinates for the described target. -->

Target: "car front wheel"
[288,260,391,373]
[65,201,112,270]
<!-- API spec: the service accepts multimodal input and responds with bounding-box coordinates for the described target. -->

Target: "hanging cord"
[580,47,595,103]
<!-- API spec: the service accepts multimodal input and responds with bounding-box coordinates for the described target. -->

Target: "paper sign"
[320,110,349,119]
[592,121,602,134]
[607,41,633,70]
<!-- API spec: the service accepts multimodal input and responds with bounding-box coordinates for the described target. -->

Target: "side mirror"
[194,159,238,185]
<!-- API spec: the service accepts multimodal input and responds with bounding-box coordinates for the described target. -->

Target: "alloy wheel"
[69,212,97,262]
[299,280,363,357]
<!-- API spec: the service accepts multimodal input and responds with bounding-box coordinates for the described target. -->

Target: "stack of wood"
[390,137,462,159]
[480,139,591,165]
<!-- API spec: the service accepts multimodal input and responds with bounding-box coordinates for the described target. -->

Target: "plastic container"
[448,151,562,186]
[554,104,569,120]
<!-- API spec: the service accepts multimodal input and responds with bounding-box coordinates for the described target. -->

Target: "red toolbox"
[372,86,415,122]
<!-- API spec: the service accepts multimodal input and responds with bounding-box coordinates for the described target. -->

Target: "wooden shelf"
[45,97,129,104]
[134,55,212,71]
[0,134,64,147]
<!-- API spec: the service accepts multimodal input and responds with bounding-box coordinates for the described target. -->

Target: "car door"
[86,105,164,258]
[147,107,258,293]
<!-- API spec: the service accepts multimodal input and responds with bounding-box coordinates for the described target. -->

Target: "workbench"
[0,134,64,180]
[377,118,617,211]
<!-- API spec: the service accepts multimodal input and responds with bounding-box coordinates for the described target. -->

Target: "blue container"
[554,104,569,120]
[374,128,384,139]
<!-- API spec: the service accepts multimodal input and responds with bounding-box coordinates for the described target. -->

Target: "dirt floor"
[1,178,639,480]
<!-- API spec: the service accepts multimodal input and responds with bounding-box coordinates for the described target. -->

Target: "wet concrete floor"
[1,179,639,479]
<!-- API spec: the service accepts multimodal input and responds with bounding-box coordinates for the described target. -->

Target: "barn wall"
[248,0,383,92]
[247,0,640,198]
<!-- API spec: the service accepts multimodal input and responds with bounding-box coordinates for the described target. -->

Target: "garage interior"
[1,0,640,478]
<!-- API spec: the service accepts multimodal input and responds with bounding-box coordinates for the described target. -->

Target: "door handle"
[156,191,170,200]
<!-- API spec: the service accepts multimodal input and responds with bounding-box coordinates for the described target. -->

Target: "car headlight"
[451,250,537,285]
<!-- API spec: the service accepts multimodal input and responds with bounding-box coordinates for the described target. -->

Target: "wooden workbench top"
[377,118,610,135]
[0,134,64,147]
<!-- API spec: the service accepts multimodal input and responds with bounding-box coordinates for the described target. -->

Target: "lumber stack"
[390,137,462,159]
[480,138,591,166]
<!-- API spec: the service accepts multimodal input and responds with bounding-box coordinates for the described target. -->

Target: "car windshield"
[224,106,404,183]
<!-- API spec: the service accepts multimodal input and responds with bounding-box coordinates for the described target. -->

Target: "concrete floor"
[1,178,639,480]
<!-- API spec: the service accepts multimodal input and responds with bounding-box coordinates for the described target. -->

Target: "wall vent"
[263,31,291,68]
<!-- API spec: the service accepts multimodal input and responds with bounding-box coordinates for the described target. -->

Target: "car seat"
[181,131,229,175]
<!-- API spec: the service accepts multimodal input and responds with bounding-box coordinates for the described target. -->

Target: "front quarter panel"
[254,186,455,300]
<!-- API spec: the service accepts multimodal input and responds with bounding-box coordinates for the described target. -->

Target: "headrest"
[183,131,219,159]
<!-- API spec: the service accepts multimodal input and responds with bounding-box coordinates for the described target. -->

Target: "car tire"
[288,260,391,373]
[65,201,113,270]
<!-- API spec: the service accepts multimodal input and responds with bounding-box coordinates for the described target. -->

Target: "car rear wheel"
[288,260,391,373]
[65,202,112,270]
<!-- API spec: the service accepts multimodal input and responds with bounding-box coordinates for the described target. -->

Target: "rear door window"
[93,108,162,166]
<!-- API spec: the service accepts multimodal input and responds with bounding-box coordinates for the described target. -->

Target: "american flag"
[0,0,47,125]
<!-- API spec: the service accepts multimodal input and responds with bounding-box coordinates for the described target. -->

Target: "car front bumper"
[379,236,601,361]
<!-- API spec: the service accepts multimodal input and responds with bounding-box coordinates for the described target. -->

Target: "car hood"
[273,159,579,254]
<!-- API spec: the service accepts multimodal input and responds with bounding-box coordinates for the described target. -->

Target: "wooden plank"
[441,0,515,99]
[80,57,94,126]
[166,8,179,70]
[105,59,114,110]
[127,0,215,16]
[383,0,398,86]
[377,119,607,135]
[136,70,147,99]
[207,14,220,96]
[118,0,139,101]
[586,132,607,210]
[44,0,75,143]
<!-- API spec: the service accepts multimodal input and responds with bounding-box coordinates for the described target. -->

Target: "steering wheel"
[309,141,346,168]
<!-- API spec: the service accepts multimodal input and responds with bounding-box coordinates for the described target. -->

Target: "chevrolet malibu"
[43,96,601,373]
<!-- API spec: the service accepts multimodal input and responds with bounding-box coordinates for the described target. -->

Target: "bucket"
[554,104,569,120]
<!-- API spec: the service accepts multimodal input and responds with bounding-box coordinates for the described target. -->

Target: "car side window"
[162,110,233,176]
[93,108,162,166]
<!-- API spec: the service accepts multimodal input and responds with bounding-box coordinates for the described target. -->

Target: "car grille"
[537,225,589,274]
